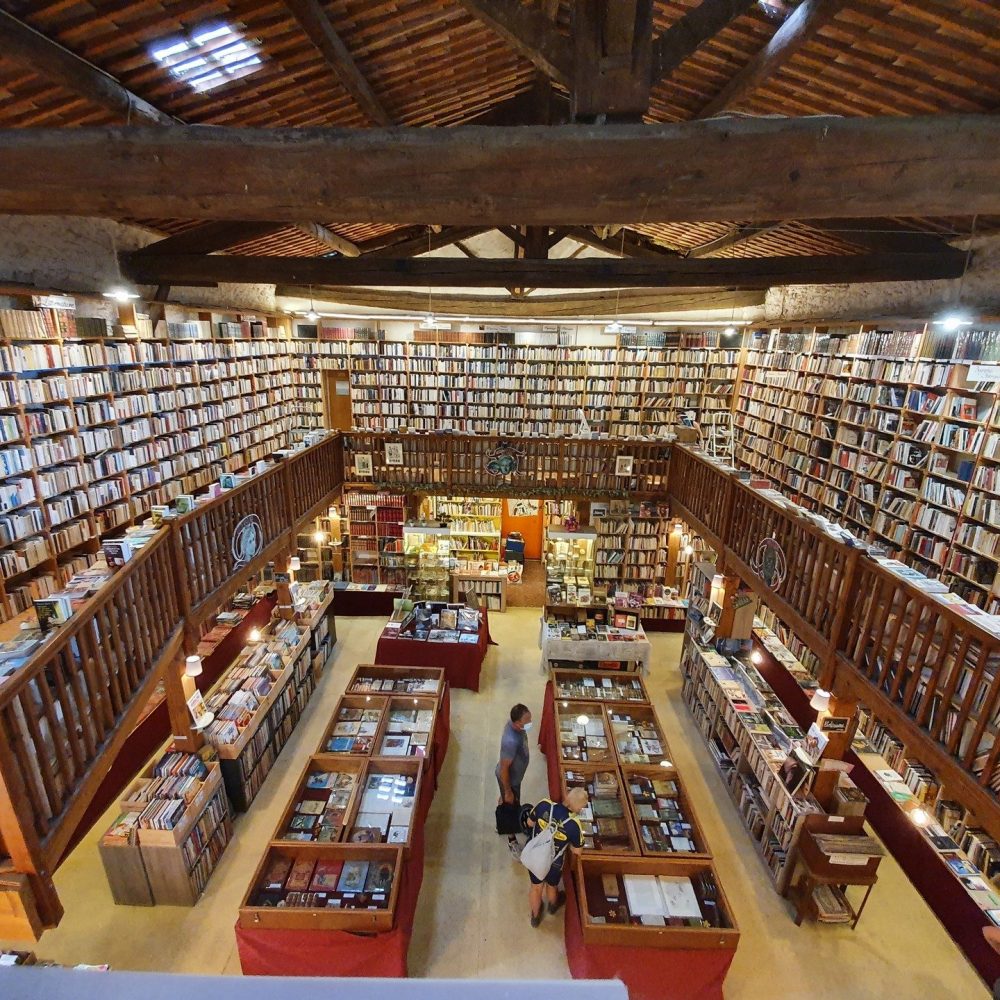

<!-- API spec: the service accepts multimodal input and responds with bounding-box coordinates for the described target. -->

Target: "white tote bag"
[520,801,568,881]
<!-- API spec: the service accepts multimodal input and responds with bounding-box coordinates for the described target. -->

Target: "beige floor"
[3,608,988,997]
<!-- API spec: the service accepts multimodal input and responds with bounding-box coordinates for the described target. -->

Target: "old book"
[284,857,317,892]
[309,859,344,892]
[336,860,370,893]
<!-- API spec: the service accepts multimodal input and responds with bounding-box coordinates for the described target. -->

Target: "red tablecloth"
[563,864,735,1000]
[538,680,562,799]
[432,683,451,789]
[333,587,403,616]
[236,737,439,977]
[374,610,493,693]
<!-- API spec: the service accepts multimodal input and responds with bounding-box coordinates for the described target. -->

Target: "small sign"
[821,715,851,733]
[354,453,374,477]
[186,689,212,729]
[335,380,350,395]
[969,363,1000,382]
[615,455,634,477]
[384,442,403,466]
[231,513,263,567]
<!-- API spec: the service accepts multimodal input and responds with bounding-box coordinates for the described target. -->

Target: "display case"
[345,758,423,851]
[347,663,444,698]
[545,528,597,598]
[607,703,672,766]
[557,701,615,765]
[403,525,452,600]
[376,695,438,766]
[621,764,711,858]
[239,843,404,932]
[573,855,739,950]
[561,763,641,856]
[270,755,366,844]
[319,694,388,756]
[553,669,650,705]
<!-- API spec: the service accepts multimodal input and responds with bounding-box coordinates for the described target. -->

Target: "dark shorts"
[529,860,564,887]
[497,775,521,805]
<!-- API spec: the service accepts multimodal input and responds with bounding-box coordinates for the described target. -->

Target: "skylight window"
[151,23,262,93]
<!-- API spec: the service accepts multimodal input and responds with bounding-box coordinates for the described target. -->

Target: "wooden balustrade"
[666,444,734,548]
[0,434,346,934]
[726,483,854,654]
[0,529,184,931]
[342,432,671,498]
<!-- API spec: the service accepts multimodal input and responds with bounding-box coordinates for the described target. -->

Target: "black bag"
[495,801,521,836]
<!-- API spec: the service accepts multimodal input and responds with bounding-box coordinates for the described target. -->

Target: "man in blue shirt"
[525,788,588,927]
[496,703,531,856]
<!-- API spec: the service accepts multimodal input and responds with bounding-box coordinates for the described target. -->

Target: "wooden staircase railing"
[0,433,346,938]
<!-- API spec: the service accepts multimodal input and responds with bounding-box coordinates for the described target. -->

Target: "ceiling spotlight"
[935,313,972,332]
[419,313,438,330]
[103,286,140,303]
[305,309,319,322]
[604,320,623,334]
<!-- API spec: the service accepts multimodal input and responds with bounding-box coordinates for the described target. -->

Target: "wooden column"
[276,551,296,620]
[164,655,204,753]
[665,521,682,588]
[713,573,747,639]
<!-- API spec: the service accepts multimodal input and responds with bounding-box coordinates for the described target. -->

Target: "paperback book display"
[98,746,233,907]
[377,698,437,761]
[347,664,444,697]
[562,766,640,854]
[348,766,420,847]
[553,669,651,704]
[623,767,708,856]
[558,702,614,764]
[274,762,362,844]
[322,695,386,756]
[680,633,826,893]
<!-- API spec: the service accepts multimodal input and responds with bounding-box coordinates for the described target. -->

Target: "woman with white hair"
[524,786,589,928]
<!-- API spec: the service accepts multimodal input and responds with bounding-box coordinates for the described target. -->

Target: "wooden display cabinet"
[345,758,424,853]
[621,764,712,859]
[573,855,740,950]
[606,702,672,766]
[238,843,404,932]
[346,663,445,699]
[560,762,641,856]
[317,693,389,757]
[376,695,438,771]
[552,668,651,705]
[270,755,366,845]
[556,700,616,766]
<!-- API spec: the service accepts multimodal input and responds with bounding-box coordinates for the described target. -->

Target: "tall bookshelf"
[735,324,1000,613]
[593,508,670,597]
[428,496,502,562]
[344,489,406,586]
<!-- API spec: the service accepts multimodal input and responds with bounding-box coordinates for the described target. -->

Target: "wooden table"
[789,816,882,930]
[374,609,492,693]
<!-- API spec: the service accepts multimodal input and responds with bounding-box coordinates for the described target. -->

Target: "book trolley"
[537,669,740,1000]
[235,664,450,977]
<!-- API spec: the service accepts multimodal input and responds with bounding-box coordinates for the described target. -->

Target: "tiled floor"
[3,609,988,997]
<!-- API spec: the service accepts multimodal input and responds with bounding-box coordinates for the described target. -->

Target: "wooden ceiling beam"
[275,285,765,317]
[454,0,573,87]
[572,0,654,120]
[685,223,782,257]
[0,10,176,125]
[699,0,848,117]
[363,226,494,257]
[121,252,966,290]
[652,0,758,85]
[131,222,288,257]
[284,0,393,126]
[4,117,1000,224]
[563,226,680,260]
[295,221,361,257]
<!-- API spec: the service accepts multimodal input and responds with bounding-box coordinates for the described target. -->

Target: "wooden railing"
[666,444,1000,843]
[343,432,672,498]
[0,433,345,935]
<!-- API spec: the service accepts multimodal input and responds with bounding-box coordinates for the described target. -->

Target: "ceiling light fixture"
[305,284,319,322]
[934,313,972,332]
[103,286,140,303]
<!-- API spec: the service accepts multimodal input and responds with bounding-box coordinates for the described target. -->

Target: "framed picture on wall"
[615,455,634,477]
[384,442,403,466]
[355,453,373,477]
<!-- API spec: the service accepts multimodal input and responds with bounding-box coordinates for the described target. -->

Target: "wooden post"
[276,551,296,620]
[0,743,62,934]
[665,521,682,589]
[164,655,203,753]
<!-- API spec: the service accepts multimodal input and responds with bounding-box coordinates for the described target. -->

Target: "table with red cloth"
[537,679,562,799]
[235,686,449,977]
[333,584,404,617]
[374,609,493,693]
[563,865,735,1000]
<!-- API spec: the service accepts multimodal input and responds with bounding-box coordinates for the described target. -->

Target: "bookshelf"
[680,635,825,893]
[734,324,1000,613]
[202,605,330,812]
[98,751,233,906]
[0,298,297,623]
[425,496,502,562]
[344,489,407,587]
[451,570,507,611]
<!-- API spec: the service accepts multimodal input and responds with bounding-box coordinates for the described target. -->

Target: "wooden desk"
[789,816,882,930]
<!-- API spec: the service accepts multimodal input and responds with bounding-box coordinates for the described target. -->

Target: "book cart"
[537,671,740,1000]
[235,664,450,977]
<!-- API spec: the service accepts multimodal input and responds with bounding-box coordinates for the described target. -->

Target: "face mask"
[523,722,533,732]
